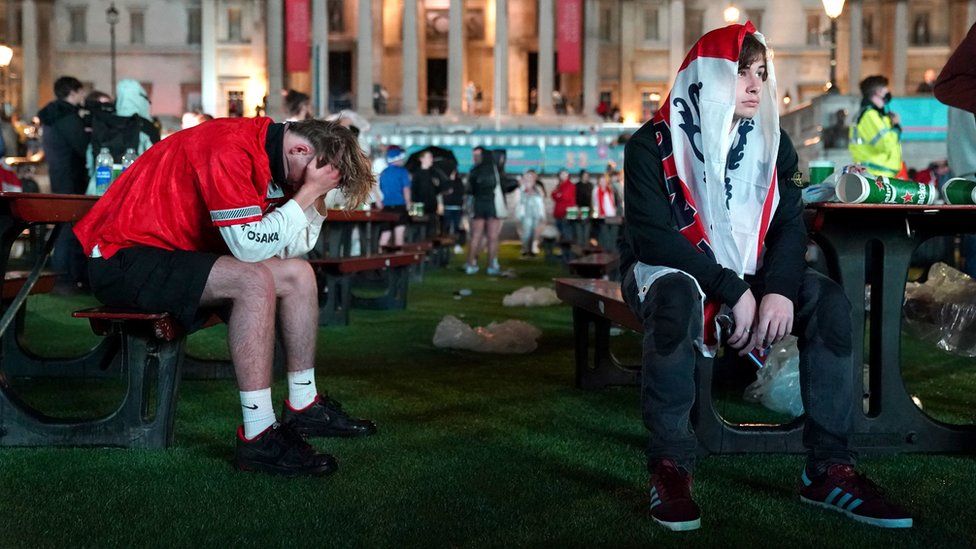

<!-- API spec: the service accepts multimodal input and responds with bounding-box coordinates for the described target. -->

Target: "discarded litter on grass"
[432,315,542,353]
[904,262,976,357]
[502,286,560,307]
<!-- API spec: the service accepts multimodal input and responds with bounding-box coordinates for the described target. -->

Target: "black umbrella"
[405,146,458,179]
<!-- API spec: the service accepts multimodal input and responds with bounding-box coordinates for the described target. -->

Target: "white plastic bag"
[743,336,804,417]
[502,286,561,307]
[904,262,976,356]
[432,315,542,353]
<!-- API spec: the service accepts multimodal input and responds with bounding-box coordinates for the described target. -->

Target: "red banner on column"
[556,0,582,73]
[286,0,311,72]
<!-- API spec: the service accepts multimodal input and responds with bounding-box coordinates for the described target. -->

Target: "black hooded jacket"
[38,99,89,194]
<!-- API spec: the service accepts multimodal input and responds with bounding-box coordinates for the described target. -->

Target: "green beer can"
[942,178,976,205]
[836,173,937,205]
[808,160,835,186]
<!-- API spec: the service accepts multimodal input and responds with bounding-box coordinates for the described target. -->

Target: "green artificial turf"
[1,244,975,547]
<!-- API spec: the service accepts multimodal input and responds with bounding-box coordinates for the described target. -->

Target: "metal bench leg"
[2,305,122,379]
[0,330,184,448]
[352,267,410,310]
[573,307,638,390]
[318,273,350,326]
[691,353,805,455]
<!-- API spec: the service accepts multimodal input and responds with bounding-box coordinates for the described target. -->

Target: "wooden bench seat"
[554,277,804,455]
[2,270,56,300]
[567,252,620,280]
[309,252,424,325]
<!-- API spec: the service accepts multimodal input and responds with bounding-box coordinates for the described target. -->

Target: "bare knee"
[235,262,276,304]
[273,259,316,297]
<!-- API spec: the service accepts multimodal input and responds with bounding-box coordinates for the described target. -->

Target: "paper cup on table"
[836,173,937,205]
[808,160,835,186]
[942,178,976,205]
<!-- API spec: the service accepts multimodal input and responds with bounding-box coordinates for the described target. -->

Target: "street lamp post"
[106,3,119,93]
[822,0,845,94]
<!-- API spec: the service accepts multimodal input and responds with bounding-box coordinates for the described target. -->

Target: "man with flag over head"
[618,23,912,531]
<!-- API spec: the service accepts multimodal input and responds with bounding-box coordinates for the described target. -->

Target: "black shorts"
[472,198,497,219]
[382,205,410,224]
[88,246,220,333]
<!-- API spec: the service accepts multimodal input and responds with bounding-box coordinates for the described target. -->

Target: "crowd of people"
[364,143,625,274]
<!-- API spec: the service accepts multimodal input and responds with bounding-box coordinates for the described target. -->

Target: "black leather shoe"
[282,395,377,438]
[234,422,338,477]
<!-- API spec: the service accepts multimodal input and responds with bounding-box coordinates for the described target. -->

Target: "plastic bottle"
[95,147,114,195]
[121,148,137,172]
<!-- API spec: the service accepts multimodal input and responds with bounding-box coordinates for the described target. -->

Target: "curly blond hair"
[288,119,375,208]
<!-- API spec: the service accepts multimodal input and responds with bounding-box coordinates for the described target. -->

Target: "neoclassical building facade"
[0,0,971,122]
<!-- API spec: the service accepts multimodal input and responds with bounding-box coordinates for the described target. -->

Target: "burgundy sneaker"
[800,464,913,528]
[649,459,701,531]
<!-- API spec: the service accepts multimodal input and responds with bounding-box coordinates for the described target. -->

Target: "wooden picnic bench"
[567,252,620,280]
[554,277,805,455]
[309,252,424,325]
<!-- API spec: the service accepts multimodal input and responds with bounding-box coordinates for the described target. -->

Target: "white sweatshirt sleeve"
[218,199,326,262]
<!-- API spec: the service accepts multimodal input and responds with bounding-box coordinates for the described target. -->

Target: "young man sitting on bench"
[74,118,376,477]
[618,23,912,530]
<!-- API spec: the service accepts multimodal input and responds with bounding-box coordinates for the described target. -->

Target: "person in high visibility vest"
[849,75,905,178]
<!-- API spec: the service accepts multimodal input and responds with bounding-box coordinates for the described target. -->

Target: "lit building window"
[187,7,201,45]
[68,6,86,44]
[130,10,145,45]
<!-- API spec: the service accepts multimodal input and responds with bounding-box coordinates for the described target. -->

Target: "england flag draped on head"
[649,22,780,351]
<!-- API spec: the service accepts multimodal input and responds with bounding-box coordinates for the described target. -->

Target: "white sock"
[240,388,276,440]
[287,368,318,410]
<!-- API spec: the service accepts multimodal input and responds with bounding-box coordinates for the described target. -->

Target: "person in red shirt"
[75,117,376,477]
[550,168,576,241]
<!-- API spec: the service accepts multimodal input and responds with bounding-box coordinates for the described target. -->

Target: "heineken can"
[942,178,976,205]
[836,173,937,205]
[808,160,835,186]
[566,206,579,220]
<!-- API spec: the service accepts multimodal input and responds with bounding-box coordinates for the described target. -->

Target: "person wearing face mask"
[849,75,905,178]
[618,24,912,532]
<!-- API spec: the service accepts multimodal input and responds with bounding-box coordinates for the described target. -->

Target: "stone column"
[669,0,685,88]
[21,0,37,117]
[312,0,329,116]
[201,0,218,116]
[582,0,599,116]
[536,0,555,116]
[267,0,284,117]
[620,0,637,121]
[356,0,374,115]
[494,0,509,115]
[892,0,908,95]
[447,0,465,114]
[402,0,420,115]
[848,0,862,95]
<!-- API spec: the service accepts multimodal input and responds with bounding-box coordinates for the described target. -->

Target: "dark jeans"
[621,266,855,472]
[442,208,464,245]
